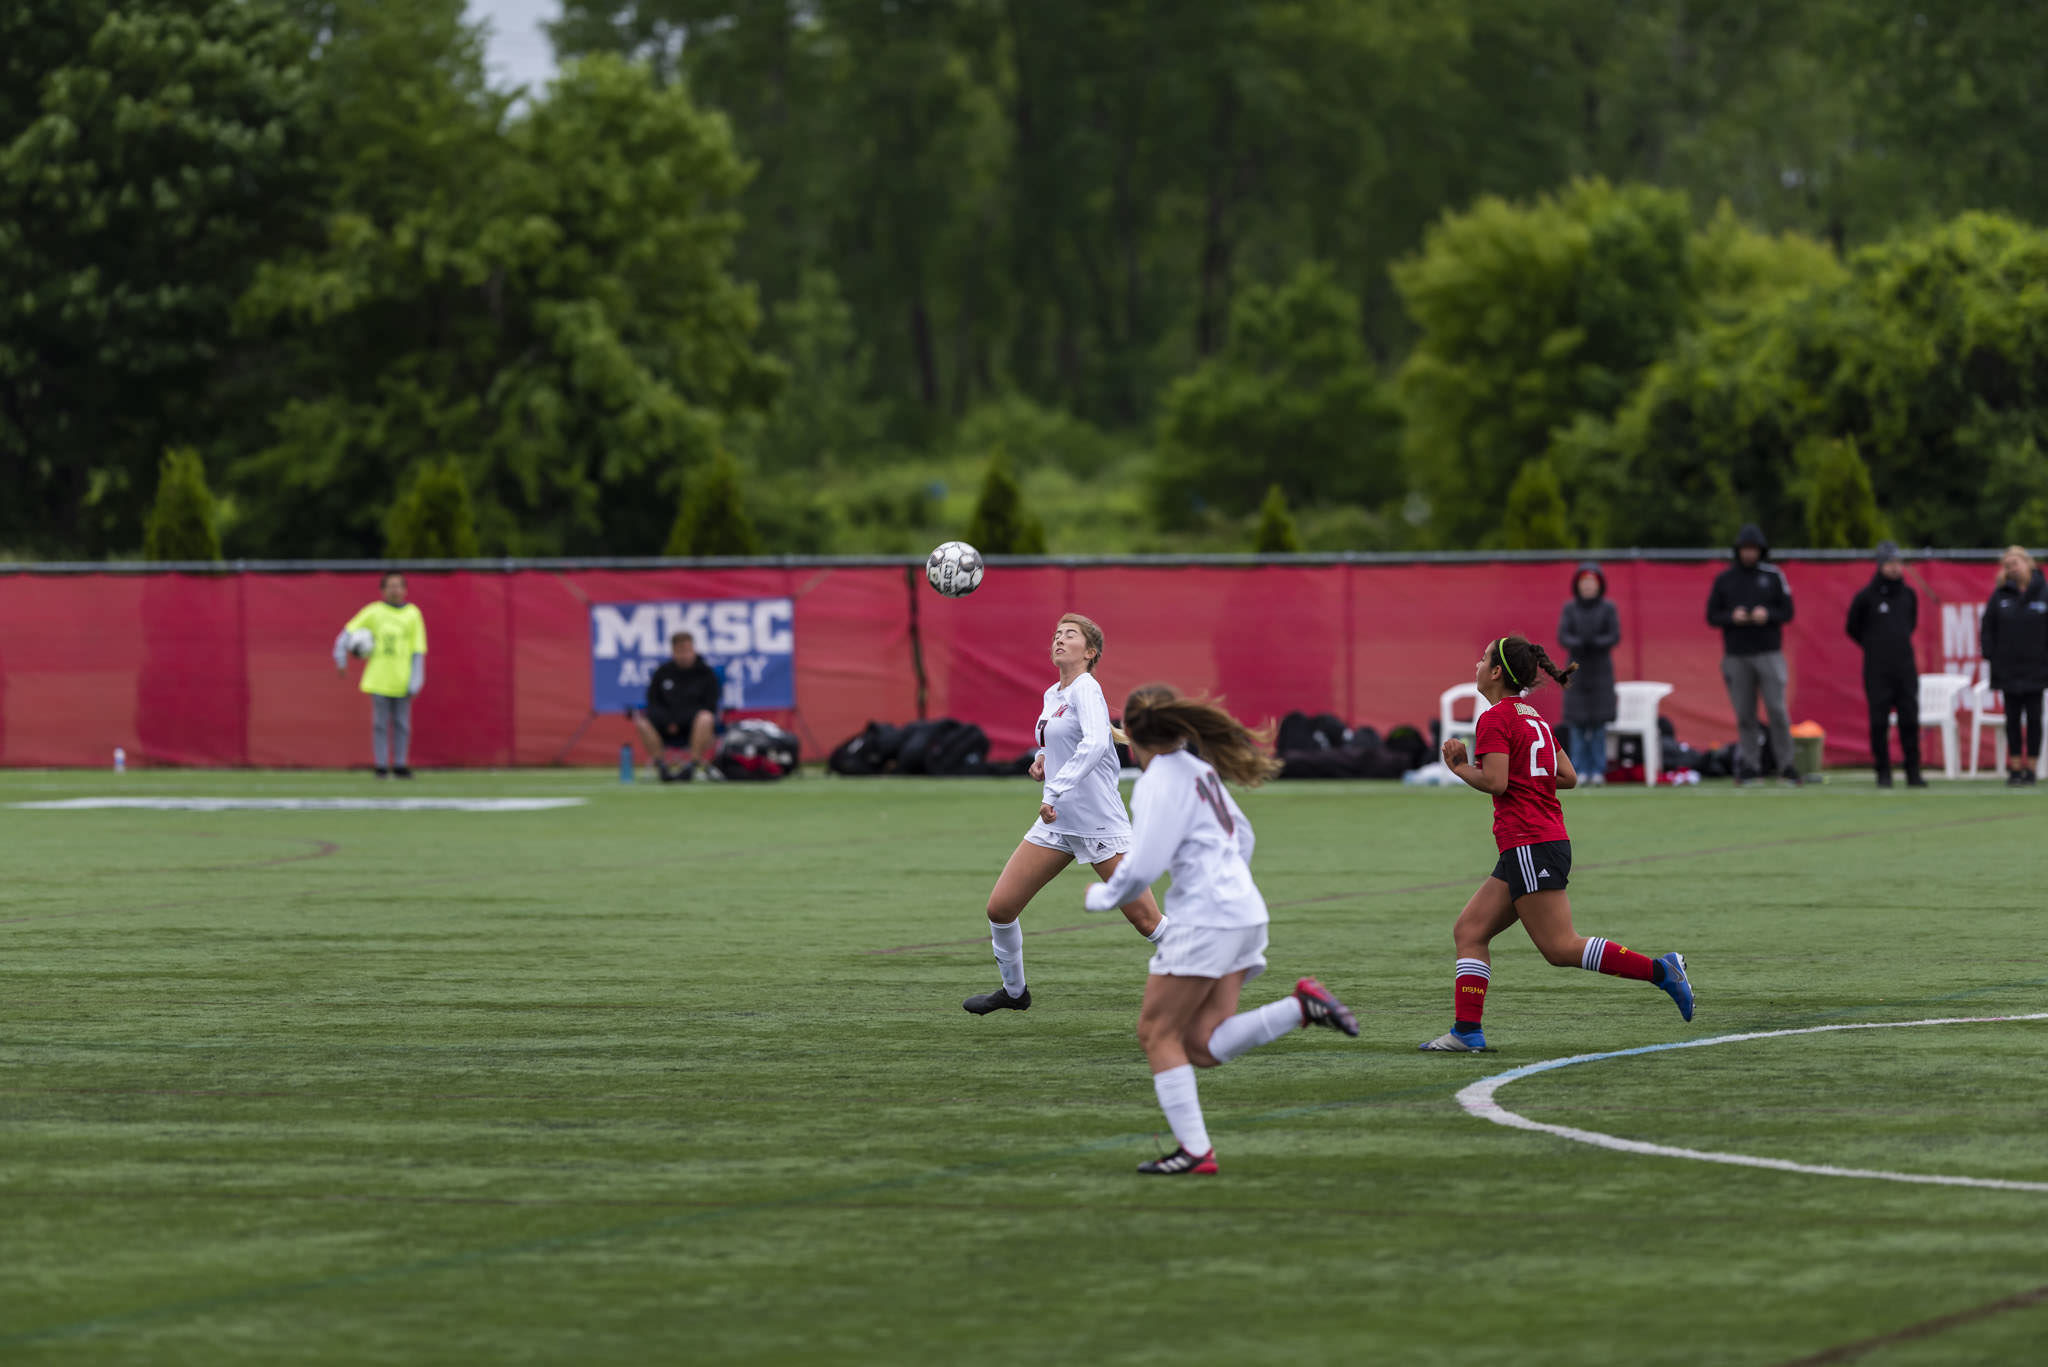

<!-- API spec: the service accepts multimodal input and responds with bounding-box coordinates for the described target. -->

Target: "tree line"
[5,0,2045,560]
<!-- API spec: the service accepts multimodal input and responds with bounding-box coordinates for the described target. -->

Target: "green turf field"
[4,768,2044,1365]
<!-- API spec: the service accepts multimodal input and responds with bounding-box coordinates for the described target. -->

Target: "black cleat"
[962,985,1031,1014]
[392,766,414,780]
[1137,1145,1217,1175]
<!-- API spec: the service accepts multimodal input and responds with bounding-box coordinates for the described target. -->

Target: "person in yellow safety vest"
[333,571,427,778]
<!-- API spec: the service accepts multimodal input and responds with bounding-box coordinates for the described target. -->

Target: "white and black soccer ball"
[925,541,985,598]
[345,628,375,658]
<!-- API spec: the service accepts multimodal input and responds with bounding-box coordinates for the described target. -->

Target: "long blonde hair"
[1120,685,1281,787]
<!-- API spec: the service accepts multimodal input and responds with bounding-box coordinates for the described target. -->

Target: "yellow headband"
[1494,637,1522,689]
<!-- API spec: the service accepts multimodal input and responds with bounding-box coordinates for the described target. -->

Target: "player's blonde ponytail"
[1120,685,1281,788]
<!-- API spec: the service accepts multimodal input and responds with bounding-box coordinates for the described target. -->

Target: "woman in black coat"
[1556,561,1621,785]
[1981,545,2048,786]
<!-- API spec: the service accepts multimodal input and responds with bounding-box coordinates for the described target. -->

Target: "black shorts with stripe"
[1491,840,1572,899]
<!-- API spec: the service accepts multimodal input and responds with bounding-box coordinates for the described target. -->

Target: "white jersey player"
[1082,685,1359,1176]
[962,614,1167,1017]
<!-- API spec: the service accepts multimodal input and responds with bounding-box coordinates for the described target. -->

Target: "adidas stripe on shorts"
[1490,839,1573,899]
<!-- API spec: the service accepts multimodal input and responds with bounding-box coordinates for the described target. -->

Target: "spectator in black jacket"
[1707,524,1801,784]
[1556,561,1620,786]
[1980,545,2048,787]
[1845,541,1923,789]
[635,632,724,782]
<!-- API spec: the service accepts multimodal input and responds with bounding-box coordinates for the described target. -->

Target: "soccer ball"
[925,541,985,598]
[345,628,375,658]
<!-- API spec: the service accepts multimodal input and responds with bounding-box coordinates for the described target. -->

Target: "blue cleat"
[1419,1028,1491,1053]
[1656,952,1694,1022]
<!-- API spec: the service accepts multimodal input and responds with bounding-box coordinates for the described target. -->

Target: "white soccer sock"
[1205,997,1304,1064]
[989,918,1026,997]
[1152,1063,1211,1156]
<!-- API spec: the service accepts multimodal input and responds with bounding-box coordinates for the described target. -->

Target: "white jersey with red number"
[1092,749,1266,929]
[1036,672,1132,841]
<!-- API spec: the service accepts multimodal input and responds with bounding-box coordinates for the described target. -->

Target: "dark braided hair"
[1490,634,1577,693]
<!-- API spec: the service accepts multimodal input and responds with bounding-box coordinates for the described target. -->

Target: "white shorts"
[1147,921,1269,982]
[1024,824,1131,865]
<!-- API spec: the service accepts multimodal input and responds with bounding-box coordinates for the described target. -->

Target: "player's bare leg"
[963,841,1071,1015]
[1421,878,1518,1053]
[1135,967,1354,1174]
[1136,971,1230,1173]
[1089,852,1163,939]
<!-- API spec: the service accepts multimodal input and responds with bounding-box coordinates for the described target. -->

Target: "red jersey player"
[1420,635,1694,1052]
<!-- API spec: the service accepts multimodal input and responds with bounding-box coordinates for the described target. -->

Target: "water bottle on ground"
[619,743,634,784]
[114,747,126,773]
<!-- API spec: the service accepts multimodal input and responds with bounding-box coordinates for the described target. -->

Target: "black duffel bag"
[829,721,904,775]
[927,722,990,775]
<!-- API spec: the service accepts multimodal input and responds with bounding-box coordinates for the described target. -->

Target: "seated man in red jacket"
[634,632,724,782]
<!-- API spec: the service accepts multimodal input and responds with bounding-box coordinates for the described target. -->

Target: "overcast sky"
[471,0,562,92]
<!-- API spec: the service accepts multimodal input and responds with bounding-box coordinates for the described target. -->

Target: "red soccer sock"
[1580,937,1655,981]
[1453,957,1490,1027]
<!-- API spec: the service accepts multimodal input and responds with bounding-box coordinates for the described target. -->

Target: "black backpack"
[1277,711,1350,754]
[828,721,904,775]
[894,719,956,775]
[927,722,990,776]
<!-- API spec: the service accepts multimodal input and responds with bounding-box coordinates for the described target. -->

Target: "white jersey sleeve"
[1043,673,1113,806]
[1088,764,1190,910]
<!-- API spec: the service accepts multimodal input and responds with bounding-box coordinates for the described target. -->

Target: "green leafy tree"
[142,448,224,562]
[233,8,780,557]
[1252,484,1303,553]
[1156,264,1401,525]
[1600,212,2048,546]
[1798,437,1887,550]
[385,458,481,558]
[0,0,317,555]
[964,454,1047,554]
[1394,180,1695,548]
[737,269,886,474]
[1500,459,1575,550]
[667,452,764,557]
[2007,497,2048,551]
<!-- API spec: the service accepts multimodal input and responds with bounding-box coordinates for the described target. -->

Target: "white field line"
[1457,1014,2048,1193]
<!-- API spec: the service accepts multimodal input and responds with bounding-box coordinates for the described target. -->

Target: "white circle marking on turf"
[1456,1013,2048,1193]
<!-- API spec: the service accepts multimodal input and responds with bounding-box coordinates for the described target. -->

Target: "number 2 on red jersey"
[1524,718,1557,777]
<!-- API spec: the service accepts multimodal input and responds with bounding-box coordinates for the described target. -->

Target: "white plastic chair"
[1966,683,2048,778]
[1903,673,1973,780]
[1610,682,1674,786]
[1966,681,2001,778]
[1439,683,1487,750]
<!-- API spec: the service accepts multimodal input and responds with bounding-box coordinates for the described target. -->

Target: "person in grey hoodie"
[1556,561,1620,785]
[1706,524,1800,784]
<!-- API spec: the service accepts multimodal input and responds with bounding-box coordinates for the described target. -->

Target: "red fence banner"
[0,556,2014,771]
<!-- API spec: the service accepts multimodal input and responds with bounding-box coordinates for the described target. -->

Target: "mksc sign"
[590,599,795,712]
